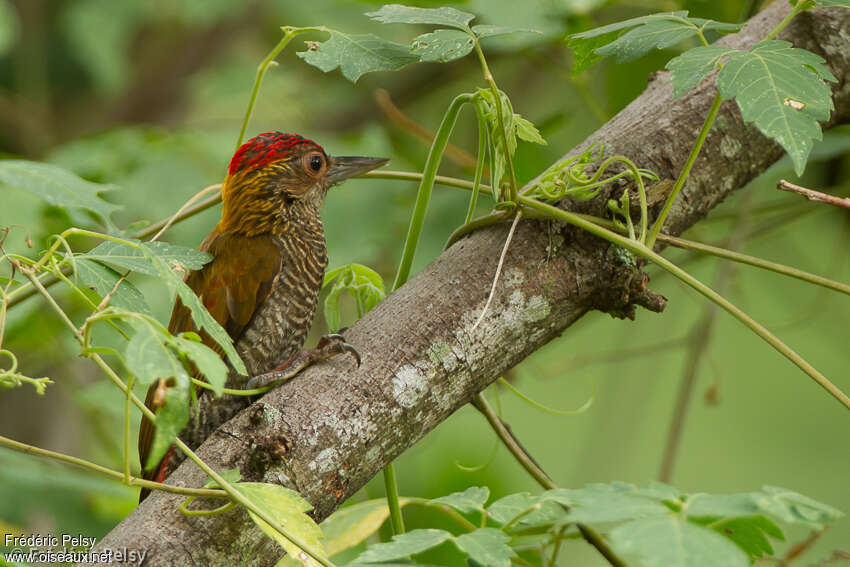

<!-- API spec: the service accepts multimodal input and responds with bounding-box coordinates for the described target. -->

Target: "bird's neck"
[218,176,326,240]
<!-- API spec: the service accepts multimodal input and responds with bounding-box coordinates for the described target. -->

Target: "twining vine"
[1,2,849,567]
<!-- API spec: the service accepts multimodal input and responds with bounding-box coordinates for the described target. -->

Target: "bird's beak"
[327,156,389,185]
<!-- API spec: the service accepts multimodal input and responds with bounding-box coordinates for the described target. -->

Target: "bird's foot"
[244,333,360,390]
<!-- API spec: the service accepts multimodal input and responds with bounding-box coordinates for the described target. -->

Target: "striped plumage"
[138,132,387,500]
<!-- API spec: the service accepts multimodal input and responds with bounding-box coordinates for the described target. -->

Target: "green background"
[0,0,847,564]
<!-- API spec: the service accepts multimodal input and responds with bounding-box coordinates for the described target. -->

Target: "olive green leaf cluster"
[568,2,848,176]
[293,483,842,566]
[298,4,540,82]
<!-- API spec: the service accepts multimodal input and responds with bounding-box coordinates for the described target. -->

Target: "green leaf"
[173,335,228,396]
[716,40,836,175]
[322,264,386,332]
[0,0,18,56]
[682,493,759,518]
[487,493,565,527]
[454,529,514,567]
[695,516,783,560]
[476,88,546,188]
[568,12,742,71]
[319,499,407,557]
[75,258,152,316]
[124,322,180,387]
[472,25,541,39]
[816,0,850,6]
[84,240,211,276]
[298,31,419,83]
[411,29,475,63]
[236,483,327,567]
[570,32,618,75]
[665,45,738,98]
[0,160,120,222]
[547,484,670,523]
[610,517,749,567]
[145,367,190,470]
[205,467,242,487]
[430,486,489,514]
[366,4,475,31]
[753,486,844,529]
[515,115,546,145]
[354,529,452,563]
[140,244,246,375]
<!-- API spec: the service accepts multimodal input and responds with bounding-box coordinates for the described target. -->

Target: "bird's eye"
[309,154,323,172]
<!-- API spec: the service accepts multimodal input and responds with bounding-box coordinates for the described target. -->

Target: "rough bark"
[83,4,850,566]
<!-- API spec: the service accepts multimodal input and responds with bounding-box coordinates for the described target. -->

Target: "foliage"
[1,0,849,566]
[305,484,842,566]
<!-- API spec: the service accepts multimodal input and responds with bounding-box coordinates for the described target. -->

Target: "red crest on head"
[228,131,322,176]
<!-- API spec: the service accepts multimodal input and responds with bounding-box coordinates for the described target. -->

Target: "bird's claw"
[244,333,360,391]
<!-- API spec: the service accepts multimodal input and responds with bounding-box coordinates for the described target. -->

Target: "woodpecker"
[137,131,387,500]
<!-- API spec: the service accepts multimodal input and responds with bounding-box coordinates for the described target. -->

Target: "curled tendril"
[524,142,658,207]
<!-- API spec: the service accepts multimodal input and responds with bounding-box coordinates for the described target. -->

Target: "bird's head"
[219,131,388,235]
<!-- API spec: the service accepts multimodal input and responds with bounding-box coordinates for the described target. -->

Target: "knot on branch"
[587,244,667,321]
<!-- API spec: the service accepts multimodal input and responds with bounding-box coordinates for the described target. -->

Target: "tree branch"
[83,4,850,565]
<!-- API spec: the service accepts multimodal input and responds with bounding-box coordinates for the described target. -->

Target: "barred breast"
[177,213,328,455]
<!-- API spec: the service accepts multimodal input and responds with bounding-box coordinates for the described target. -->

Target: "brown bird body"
[138,132,387,499]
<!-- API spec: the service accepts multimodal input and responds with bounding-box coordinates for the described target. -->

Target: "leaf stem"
[763,1,812,42]
[235,27,324,151]
[466,109,489,224]
[0,434,226,499]
[383,462,405,535]
[392,93,475,290]
[646,92,723,248]
[473,39,519,203]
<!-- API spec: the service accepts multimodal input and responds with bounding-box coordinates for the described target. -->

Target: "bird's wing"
[138,230,282,478]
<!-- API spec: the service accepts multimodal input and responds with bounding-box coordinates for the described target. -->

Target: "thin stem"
[466,112,489,224]
[405,497,478,532]
[658,234,850,297]
[548,525,569,567]
[0,434,225,499]
[383,462,405,535]
[498,377,593,416]
[777,179,850,211]
[392,93,474,290]
[363,170,493,197]
[472,211,522,331]
[646,92,723,248]
[520,196,850,410]
[124,375,133,485]
[472,393,627,567]
[660,192,756,482]
[473,40,519,203]
[235,27,323,151]
[763,1,812,42]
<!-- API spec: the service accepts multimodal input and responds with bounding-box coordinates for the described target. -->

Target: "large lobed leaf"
[74,258,152,316]
[365,4,475,31]
[411,29,474,63]
[298,31,418,83]
[568,11,741,74]
[665,44,737,97]
[84,240,211,275]
[235,483,327,567]
[715,40,836,175]
[610,516,749,567]
[355,529,452,562]
[430,486,489,514]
